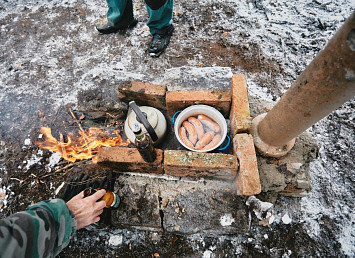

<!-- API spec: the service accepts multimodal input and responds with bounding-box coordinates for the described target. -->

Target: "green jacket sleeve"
[0,199,77,258]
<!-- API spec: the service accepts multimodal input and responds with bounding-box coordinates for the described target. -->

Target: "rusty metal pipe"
[253,11,355,156]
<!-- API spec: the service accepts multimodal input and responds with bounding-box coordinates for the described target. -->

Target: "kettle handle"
[129,101,159,142]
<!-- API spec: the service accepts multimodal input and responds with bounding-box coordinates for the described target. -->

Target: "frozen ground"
[0,0,354,257]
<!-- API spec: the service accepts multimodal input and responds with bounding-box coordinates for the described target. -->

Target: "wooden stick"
[68,108,86,134]
[68,108,89,144]
[39,160,89,179]
[53,159,88,174]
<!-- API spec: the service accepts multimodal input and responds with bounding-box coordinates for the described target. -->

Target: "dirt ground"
[0,0,354,257]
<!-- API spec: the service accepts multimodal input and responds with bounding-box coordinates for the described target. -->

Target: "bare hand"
[66,189,106,229]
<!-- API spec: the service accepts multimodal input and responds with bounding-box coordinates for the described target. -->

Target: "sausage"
[182,121,198,145]
[195,131,215,150]
[187,116,205,140]
[201,134,222,151]
[179,126,194,149]
[197,114,221,133]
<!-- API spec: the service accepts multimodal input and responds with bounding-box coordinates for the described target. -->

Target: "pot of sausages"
[173,105,227,152]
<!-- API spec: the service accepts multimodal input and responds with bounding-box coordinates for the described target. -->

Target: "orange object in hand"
[83,188,120,208]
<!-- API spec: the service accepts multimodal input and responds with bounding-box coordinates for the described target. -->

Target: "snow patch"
[203,250,213,258]
[219,214,235,226]
[48,152,62,171]
[24,152,43,171]
[338,218,355,256]
[282,214,292,224]
[282,250,292,258]
[108,234,123,246]
[345,69,355,81]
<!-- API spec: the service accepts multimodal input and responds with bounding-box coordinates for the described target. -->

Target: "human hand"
[66,189,107,229]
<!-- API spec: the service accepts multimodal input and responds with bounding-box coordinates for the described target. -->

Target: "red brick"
[118,81,167,110]
[165,90,231,117]
[164,150,237,180]
[229,74,251,136]
[233,134,261,196]
[96,147,164,174]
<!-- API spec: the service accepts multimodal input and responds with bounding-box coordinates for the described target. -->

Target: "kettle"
[124,101,167,146]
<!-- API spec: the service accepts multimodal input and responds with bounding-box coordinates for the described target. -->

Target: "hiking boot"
[96,18,138,34]
[148,25,174,57]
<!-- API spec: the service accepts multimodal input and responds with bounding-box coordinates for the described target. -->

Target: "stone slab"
[118,81,167,110]
[111,176,162,230]
[77,85,127,120]
[162,67,233,91]
[111,174,249,235]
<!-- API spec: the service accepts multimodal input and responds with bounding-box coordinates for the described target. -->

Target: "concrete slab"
[111,173,249,235]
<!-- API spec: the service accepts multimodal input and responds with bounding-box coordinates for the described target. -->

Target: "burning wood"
[35,127,126,163]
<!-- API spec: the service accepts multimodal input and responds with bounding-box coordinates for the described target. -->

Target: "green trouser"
[106,0,173,35]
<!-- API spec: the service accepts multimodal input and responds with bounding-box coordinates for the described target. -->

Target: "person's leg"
[97,0,137,34]
[145,0,173,35]
[145,0,174,57]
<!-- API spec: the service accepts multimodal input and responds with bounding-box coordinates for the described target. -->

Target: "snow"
[338,222,355,257]
[281,214,292,224]
[0,0,354,256]
[24,151,43,171]
[203,250,213,258]
[282,250,292,258]
[48,152,62,171]
[219,214,235,226]
[108,234,123,246]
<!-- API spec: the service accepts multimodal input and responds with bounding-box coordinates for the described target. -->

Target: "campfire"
[36,126,126,163]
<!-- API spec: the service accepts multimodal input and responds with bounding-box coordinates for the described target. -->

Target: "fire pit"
[35,76,261,197]
[96,77,261,195]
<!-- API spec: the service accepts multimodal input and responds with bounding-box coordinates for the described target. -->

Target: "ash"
[0,0,354,257]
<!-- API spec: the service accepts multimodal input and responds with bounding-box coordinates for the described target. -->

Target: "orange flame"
[36,127,126,163]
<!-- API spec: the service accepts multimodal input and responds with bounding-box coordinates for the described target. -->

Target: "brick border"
[229,74,251,136]
[98,75,262,196]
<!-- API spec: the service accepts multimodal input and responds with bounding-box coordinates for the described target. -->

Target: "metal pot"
[173,105,228,152]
